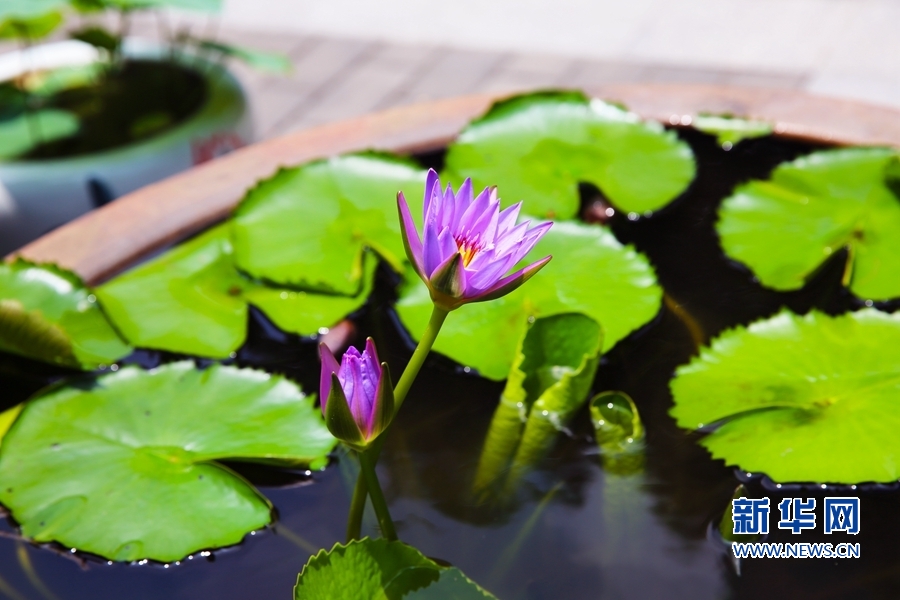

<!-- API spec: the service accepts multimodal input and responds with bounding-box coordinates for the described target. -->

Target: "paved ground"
[208,0,899,139]
[5,0,897,142]
[213,30,807,140]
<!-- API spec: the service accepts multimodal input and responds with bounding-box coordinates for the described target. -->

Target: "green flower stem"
[357,449,397,541]
[345,305,449,540]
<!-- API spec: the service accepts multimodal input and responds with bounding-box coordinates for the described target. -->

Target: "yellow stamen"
[457,241,479,267]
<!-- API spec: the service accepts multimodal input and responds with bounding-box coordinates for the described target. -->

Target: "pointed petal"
[459,184,492,232]
[466,255,552,304]
[493,221,531,256]
[468,252,519,289]
[365,362,395,441]
[423,221,445,277]
[497,201,522,233]
[318,343,341,416]
[423,169,440,218]
[507,221,553,264]
[325,373,366,448]
[469,198,501,244]
[397,193,425,278]
[429,252,468,299]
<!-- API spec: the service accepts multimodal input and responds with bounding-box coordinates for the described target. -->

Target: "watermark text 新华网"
[730,496,860,558]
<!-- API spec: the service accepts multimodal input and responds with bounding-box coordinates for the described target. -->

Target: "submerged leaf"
[397,219,661,380]
[443,91,696,219]
[717,147,900,300]
[294,538,496,599]
[670,308,900,483]
[0,362,335,562]
[473,314,602,495]
[590,391,644,475]
[0,260,130,368]
[96,224,374,358]
[232,153,426,294]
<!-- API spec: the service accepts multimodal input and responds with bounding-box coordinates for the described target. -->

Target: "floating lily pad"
[0,2,64,39]
[96,224,374,358]
[717,147,900,300]
[442,91,696,219]
[232,153,426,294]
[0,260,130,369]
[670,308,900,483]
[397,219,661,380]
[0,362,335,562]
[474,313,602,494]
[295,538,496,599]
[0,110,79,160]
[692,114,772,147]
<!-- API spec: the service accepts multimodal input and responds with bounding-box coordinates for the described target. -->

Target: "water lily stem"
[345,305,449,540]
[357,449,397,541]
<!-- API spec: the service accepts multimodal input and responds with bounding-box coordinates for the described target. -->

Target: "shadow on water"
[1,128,898,599]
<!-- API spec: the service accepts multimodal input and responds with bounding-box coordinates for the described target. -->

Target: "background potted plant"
[0,0,288,255]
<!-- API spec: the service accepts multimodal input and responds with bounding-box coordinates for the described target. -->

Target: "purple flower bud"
[319,338,395,449]
[398,169,552,311]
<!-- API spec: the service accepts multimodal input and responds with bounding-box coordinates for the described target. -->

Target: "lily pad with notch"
[294,537,497,599]
[396,219,661,381]
[442,91,696,219]
[670,308,900,483]
[717,147,900,301]
[96,224,375,358]
[0,361,335,562]
[232,152,426,294]
[0,260,130,369]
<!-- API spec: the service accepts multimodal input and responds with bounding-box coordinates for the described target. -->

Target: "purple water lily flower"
[319,338,394,449]
[398,169,553,311]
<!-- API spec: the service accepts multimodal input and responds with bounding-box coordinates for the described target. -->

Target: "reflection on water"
[1,129,899,599]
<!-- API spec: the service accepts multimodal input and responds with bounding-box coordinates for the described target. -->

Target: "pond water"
[1,128,897,599]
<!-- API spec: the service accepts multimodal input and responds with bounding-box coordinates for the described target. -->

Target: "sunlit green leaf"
[96,224,374,358]
[0,109,80,160]
[0,362,335,562]
[692,114,772,146]
[23,64,106,97]
[100,0,222,10]
[443,91,696,219]
[0,260,130,369]
[397,219,661,380]
[232,153,426,294]
[717,147,900,300]
[0,1,65,22]
[0,11,63,40]
[294,538,496,599]
[670,308,900,483]
[474,313,602,495]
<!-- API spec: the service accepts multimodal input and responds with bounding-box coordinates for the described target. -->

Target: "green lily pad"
[396,219,661,380]
[96,224,374,358]
[0,10,62,40]
[0,110,79,160]
[232,153,426,294]
[0,362,335,562]
[442,91,696,219]
[474,313,602,494]
[670,308,900,484]
[692,114,772,147]
[717,147,900,301]
[0,260,130,369]
[294,538,496,599]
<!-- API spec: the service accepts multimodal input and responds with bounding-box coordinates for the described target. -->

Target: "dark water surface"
[1,128,898,599]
